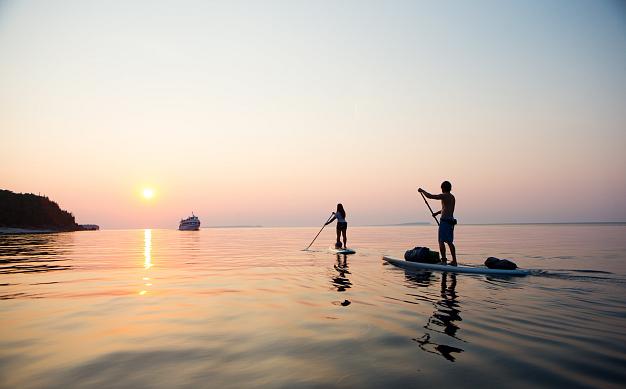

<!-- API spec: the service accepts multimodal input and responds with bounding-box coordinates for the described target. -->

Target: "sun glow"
[142,188,154,199]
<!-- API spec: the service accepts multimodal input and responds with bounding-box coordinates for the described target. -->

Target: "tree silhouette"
[0,189,78,230]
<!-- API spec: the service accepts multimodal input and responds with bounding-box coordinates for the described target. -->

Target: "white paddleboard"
[383,256,530,276]
[330,247,356,255]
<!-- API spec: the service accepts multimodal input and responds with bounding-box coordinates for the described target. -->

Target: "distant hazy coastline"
[367,222,431,227]
[203,225,263,229]
[460,221,626,226]
[367,221,626,227]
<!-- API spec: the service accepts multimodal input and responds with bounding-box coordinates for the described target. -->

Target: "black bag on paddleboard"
[484,257,518,270]
[405,247,440,263]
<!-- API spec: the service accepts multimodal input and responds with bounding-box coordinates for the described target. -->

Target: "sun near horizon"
[0,0,624,229]
[142,188,155,200]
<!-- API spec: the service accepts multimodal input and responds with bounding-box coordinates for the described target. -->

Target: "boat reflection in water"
[405,271,464,362]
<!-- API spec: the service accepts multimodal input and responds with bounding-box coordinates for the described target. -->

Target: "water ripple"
[0,226,624,388]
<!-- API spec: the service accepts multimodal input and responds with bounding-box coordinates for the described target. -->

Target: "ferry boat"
[179,213,201,231]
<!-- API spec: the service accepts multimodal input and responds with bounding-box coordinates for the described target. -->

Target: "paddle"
[303,213,335,251]
[420,191,440,226]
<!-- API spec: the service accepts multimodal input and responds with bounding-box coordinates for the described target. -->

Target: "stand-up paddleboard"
[383,256,530,276]
[330,247,356,255]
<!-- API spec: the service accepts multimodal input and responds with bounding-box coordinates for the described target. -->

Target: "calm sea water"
[1,225,625,388]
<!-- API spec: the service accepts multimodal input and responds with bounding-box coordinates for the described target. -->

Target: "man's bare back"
[439,192,455,219]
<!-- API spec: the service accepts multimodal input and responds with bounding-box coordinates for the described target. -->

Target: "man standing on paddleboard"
[419,182,458,266]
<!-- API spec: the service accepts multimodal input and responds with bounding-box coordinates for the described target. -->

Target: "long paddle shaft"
[304,213,334,250]
[420,192,440,226]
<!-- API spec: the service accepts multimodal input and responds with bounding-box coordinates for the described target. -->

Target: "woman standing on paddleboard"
[325,204,348,249]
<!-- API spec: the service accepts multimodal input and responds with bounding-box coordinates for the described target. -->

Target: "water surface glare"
[1,225,625,388]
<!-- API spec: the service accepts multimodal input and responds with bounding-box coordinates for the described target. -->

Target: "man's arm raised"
[418,188,443,200]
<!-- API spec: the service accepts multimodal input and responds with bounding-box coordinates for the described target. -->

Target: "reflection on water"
[332,254,352,306]
[332,254,351,291]
[0,233,72,275]
[410,272,464,362]
[144,229,152,270]
[0,226,625,388]
[140,229,152,296]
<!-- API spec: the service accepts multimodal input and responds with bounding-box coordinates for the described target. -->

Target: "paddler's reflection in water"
[332,254,351,306]
[407,271,465,362]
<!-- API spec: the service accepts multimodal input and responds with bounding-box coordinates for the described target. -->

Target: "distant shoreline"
[203,225,263,229]
[366,221,626,227]
[3,222,623,234]
[0,227,61,235]
[0,226,99,235]
[366,222,431,227]
[459,221,626,226]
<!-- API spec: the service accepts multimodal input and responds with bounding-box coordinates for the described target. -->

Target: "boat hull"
[179,225,200,231]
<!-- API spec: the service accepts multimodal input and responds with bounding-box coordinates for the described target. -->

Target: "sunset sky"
[1,1,625,228]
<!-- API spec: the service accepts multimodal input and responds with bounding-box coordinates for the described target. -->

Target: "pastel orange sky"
[1,1,625,228]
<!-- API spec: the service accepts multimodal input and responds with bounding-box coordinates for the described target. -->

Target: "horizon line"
[86,221,626,230]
